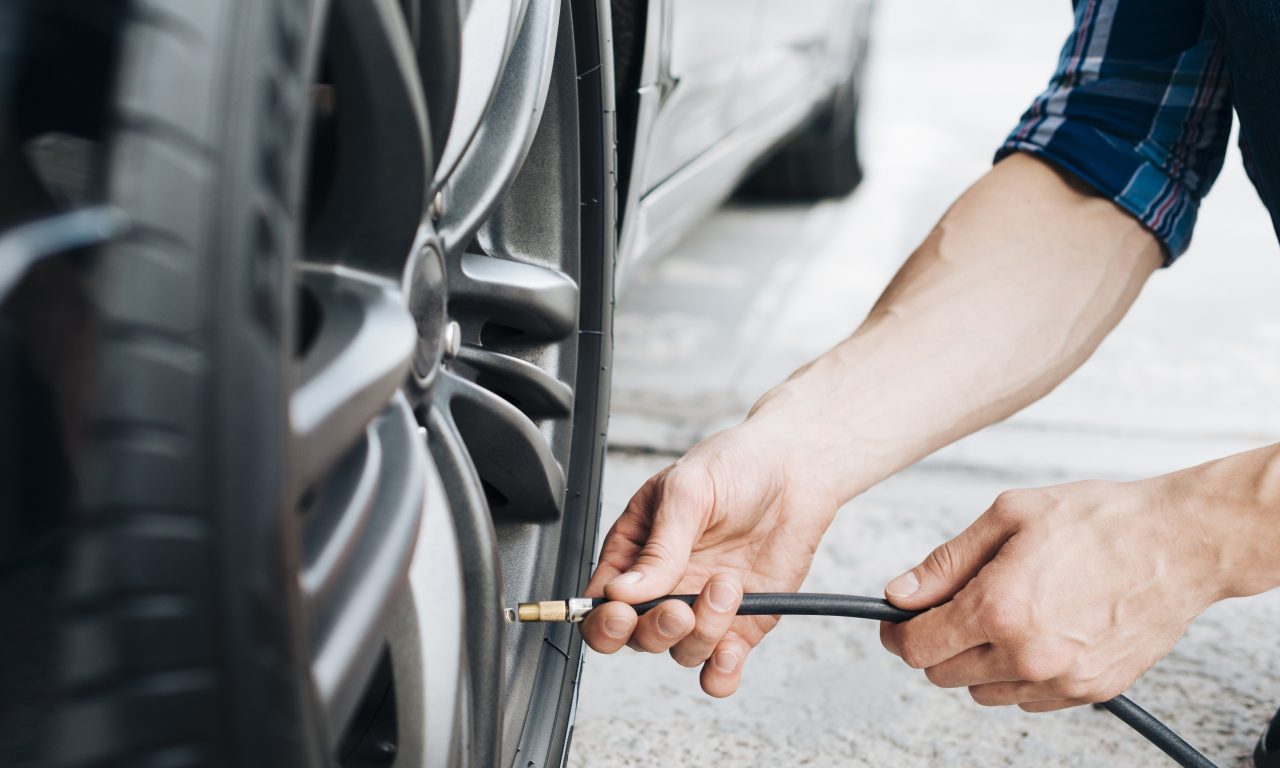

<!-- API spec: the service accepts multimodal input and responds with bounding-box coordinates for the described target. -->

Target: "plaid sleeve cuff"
[993,0,1235,266]
[996,127,1199,266]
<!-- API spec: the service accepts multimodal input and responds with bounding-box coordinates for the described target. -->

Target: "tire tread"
[53,2,228,765]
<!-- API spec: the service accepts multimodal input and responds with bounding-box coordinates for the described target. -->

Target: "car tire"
[52,1,327,765]
[48,1,614,766]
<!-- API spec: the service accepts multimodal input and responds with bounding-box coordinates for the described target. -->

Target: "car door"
[735,0,858,129]
[637,0,758,192]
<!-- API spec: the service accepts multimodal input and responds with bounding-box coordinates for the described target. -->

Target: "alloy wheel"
[294,0,613,765]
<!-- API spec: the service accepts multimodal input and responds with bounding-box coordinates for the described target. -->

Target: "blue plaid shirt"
[996,0,1239,262]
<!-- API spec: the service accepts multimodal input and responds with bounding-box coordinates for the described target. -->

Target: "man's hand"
[580,422,838,697]
[879,474,1248,712]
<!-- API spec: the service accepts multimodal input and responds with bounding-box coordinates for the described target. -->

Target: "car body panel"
[640,0,751,190]
[616,0,875,284]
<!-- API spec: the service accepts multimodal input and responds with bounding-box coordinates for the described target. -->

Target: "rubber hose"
[595,592,1218,768]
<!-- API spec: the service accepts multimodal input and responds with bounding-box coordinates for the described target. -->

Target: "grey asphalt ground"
[569,1,1280,766]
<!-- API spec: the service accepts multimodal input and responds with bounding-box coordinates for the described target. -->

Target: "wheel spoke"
[449,251,578,341]
[307,0,431,279]
[291,268,415,491]
[402,0,462,172]
[431,0,523,187]
[424,404,504,768]
[300,425,381,605]
[306,394,425,744]
[396,0,421,41]
[386,450,469,768]
[439,371,566,521]
[455,344,573,419]
[436,0,561,256]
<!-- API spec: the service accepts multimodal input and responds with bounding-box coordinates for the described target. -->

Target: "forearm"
[749,153,1163,501]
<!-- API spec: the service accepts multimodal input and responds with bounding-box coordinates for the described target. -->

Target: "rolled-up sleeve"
[995,0,1233,263]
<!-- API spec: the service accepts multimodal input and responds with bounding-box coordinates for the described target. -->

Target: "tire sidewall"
[204,0,322,764]
[86,1,321,765]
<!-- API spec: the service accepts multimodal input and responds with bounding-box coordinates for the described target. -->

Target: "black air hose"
[553,593,1219,768]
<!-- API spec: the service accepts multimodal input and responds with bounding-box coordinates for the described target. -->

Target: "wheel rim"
[290,1,608,765]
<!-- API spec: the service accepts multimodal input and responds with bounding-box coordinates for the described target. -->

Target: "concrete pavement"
[570,0,1280,765]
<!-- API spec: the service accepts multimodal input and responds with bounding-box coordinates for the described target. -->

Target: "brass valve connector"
[506,597,594,623]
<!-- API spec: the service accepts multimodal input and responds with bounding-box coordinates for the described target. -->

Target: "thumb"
[884,512,1011,610]
[604,469,711,602]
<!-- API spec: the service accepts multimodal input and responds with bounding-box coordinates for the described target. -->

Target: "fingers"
[884,503,1013,611]
[880,600,986,670]
[670,574,743,668]
[627,597,695,653]
[699,631,751,698]
[917,645,1016,688]
[585,480,659,598]
[597,468,714,603]
[1019,698,1086,713]
[582,574,742,666]
[580,600,637,654]
[968,682,1060,708]
[967,681,1097,709]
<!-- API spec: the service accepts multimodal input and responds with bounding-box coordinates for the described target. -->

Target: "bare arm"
[750,152,1163,500]
[580,152,1168,697]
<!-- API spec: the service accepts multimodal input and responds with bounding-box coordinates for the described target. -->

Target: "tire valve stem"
[506,598,594,623]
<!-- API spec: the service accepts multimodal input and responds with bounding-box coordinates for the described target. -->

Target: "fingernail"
[609,571,643,587]
[604,617,630,639]
[885,571,920,599]
[712,649,739,673]
[657,612,687,638]
[708,581,739,612]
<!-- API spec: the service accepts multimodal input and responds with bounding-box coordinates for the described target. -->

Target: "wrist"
[1160,447,1280,600]
[743,368,885,503]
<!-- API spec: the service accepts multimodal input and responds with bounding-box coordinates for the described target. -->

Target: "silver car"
[0,0,872,765]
